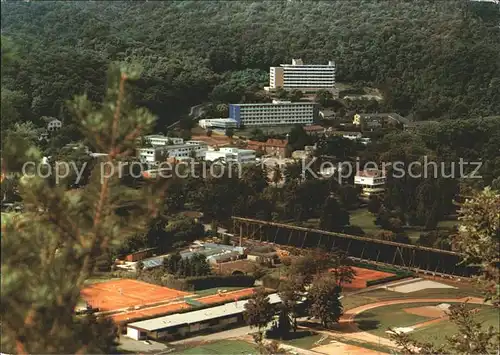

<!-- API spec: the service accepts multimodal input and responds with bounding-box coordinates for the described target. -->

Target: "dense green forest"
[1,0,499,130]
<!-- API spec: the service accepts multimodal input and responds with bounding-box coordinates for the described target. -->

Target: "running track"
[311,297,486,349]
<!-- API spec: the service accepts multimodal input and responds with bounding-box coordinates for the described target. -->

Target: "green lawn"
[410,307,499,345]
[350,209,421,241]
[193,287,247,297]
[172,340,257,355]
[282,331,329,349]
[349,209,385,234]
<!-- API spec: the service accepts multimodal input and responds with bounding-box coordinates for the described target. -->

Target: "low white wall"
[126,327,142,340]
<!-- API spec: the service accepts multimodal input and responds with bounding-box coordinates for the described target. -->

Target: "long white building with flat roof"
[137,141,208,164]
[125,293,302,341]
[205,147,256,165]
[267,58,336,93]
[198,118,239,130]
[229,100,317,127]
[143,135,184,147]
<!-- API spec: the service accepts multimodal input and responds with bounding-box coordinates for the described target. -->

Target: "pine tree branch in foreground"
[1,64,159,354]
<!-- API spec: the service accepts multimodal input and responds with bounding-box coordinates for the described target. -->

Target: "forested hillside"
[1,0,499,128]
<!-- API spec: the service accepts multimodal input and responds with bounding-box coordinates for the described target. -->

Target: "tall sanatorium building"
[267,59,336,93]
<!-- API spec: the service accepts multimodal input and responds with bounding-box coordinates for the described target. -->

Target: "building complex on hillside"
[229,100,317,127]
[353,113,407,130]
[266,58,336,93]
[354,169,386,200]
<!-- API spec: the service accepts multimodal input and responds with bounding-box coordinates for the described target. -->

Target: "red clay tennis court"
[197,288,257,305]
[110,301,192,324]
[81,279,192,311]
[340,267,395,289]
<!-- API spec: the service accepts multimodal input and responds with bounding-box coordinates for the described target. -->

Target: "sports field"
[355,302,498,340]
[80,279,192,311]
[342,267,395,289]
[355,302,440,337]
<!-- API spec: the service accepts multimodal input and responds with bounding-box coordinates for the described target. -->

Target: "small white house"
[46,118,62,132]
[354,169,386,200]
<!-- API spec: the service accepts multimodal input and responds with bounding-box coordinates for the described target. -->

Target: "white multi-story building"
[229,100,316,127]
[267,58,336,93]
[354,169,386,200]
[198,118,239,130]
[205,147,256,165]
[142,135,184,147]
[137,141,208,164]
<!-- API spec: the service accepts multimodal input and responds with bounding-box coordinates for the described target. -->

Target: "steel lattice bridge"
[232,216,480,278]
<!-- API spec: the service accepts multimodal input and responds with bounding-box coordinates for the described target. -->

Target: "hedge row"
[353,261,414,277]
[366,274,411,287]
[131,269,256,291]
[185,275,256,290]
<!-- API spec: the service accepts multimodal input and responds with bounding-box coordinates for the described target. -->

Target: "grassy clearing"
[350,209,421,241]
[349,208,458,242]
[349,209,386,236]
[194,287,247,297]
[172,340,257,355]
[410,307,499,345]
